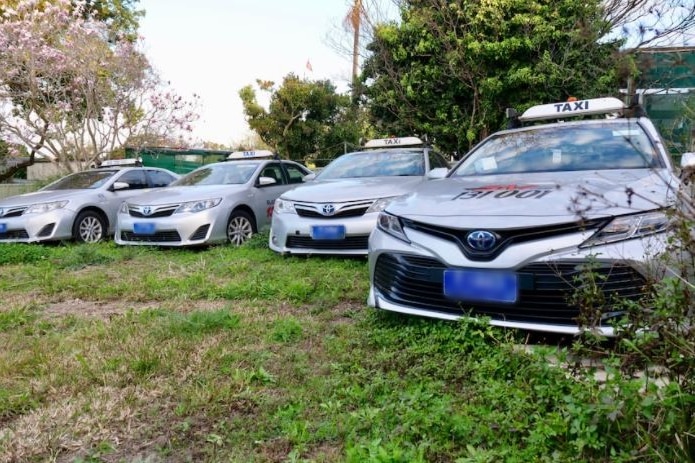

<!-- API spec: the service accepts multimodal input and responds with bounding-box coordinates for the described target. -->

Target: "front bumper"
[367,224,673,336]
[115,209,227,246]
[269,212,377,255]
[0,209,77,243]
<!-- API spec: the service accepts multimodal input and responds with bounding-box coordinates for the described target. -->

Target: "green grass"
[0,238,691,462]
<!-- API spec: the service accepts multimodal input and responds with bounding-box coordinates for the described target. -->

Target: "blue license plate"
[0,223,5,233]
[443,269,517,303]
[310,225,345,240]
[133,222,156,235]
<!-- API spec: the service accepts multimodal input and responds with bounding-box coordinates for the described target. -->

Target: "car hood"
[282,177,424,202]
[126,185,246,205]
[387,169,678,228]
[0,189,88,207]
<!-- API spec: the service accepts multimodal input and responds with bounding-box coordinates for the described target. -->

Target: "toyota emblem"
[142,206,152,216]
[321,204,336,216]
[466,230,497,251]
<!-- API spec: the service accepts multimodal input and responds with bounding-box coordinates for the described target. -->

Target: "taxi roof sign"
[98,158,141,167]
[364,136,424,148]
[519,97,627,122]
[227,150,276,160]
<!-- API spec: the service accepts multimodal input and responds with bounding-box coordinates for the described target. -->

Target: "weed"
[271,317,303,343]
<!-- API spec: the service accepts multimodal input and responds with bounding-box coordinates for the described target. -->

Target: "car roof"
[494,116,652,137]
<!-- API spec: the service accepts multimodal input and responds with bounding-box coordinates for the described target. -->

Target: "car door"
[250,162,290,229]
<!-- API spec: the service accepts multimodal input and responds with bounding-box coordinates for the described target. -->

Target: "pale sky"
[138,0,366,147]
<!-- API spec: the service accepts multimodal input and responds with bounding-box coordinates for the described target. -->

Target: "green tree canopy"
[239,74,364,161]
[361,0,624,155]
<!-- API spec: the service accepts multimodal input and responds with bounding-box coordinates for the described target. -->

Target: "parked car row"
[0,97,693,336]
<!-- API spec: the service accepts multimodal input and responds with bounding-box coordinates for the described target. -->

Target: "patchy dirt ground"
[41,298,231,319]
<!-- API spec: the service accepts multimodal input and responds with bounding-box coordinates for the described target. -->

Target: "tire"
[226,210,256,246]
[72,210,106,243]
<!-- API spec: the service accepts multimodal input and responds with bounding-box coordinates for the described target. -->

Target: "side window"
[283,163,309,184]
[428,151,449,169]
[116,170,148,189]
[259,163,286,185]
[147,169,176,188]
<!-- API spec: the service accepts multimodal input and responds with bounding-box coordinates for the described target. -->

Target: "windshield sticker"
[454,184,555,200]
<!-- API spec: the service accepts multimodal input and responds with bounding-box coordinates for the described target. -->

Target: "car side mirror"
[303,172,316,182]
[112,181,129,191]
[258,176,277,186]
[681,152,695,170]
[427,167,448,179]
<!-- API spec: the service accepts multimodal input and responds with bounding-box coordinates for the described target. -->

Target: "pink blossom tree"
[0,0,199,180]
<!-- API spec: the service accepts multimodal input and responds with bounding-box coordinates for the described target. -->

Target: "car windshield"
[42,170,117,190]
[171,162,259,186]
[317,150,425,179]
[451,121,661,177]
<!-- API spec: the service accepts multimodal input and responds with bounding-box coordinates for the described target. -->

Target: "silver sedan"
[368,97,690,336]
[0,165,178,243]
[116,158,311,246]
[269,138,450,255]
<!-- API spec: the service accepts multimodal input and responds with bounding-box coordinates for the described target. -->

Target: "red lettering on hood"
[470,184,544,191]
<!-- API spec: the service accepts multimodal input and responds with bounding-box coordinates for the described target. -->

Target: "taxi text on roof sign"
[364,136,424,149]
[99,158,141,167]
[227,150,275,160]
[519,97,627,122]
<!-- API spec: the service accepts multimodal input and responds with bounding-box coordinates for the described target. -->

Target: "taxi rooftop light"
[98,158,142,167]
[227,150,276,160]
[364,136,424,148]
[519,97,627,122]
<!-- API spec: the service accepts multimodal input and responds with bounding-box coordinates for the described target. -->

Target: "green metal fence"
[635,48,695,156]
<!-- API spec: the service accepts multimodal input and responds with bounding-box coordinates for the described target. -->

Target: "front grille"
[0,229,29,239]
[129,206,177,218]
[189,224,210,241]
[403,218,606,262]
[296,207,369,219]
[120,231,181,242]
[286,235,369,251]
[373,253,647,326]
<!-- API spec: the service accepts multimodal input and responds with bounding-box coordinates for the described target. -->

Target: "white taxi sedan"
[269,137,450,255]
[116,151,311,246]
[368,97,692,336]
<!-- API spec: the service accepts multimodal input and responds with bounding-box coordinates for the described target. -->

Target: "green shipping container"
[124,147,232,174]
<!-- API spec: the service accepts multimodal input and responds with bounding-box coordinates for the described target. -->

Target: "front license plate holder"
[0,223,6,233]
[443,269,518,304]
[133,222,156,235]
[310,225,346,240]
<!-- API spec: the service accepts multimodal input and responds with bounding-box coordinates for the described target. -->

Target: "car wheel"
[73,210,106,243]
[226,210,255,246]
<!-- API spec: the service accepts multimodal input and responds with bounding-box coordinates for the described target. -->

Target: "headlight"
[580,211,670,247]
[366,196,398,214]
[25,200,69,214]
[377,212,409,243]
[119,202,129,214]
[175,198,222,213]
[274,198,296,214]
